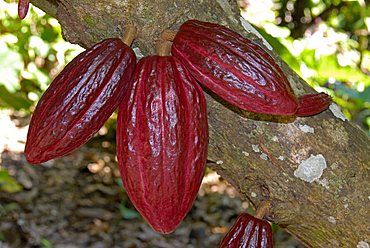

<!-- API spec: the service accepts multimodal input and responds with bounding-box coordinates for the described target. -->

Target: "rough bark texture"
[29,1,370,247]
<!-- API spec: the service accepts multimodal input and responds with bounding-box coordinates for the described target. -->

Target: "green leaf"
[359,87,370,103]
[0,170,23,193]
[315,55,370,84]
[253,26,301,72]
[26,62,50,90]
[118,204,140,220]
[300,49,316,68]
[0,47,24,92]
[0,85,32,110]
[41,24,60,43]
[41,239,53,248]
[29,35,51,57]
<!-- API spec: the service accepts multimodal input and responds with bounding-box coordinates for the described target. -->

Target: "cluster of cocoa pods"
[22,17,331,246]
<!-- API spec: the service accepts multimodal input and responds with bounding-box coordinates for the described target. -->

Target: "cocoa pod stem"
[161,30,177,41]
[255,200,271,219]
[156,40,173,56]
[25,38,136,164]
[122,25,137,46]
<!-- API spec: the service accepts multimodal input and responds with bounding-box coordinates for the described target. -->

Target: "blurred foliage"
[0,0,368,134]
[0,169,22,193]
[0,0,83,111]
[41,238,53,248]
[241,0,369,133]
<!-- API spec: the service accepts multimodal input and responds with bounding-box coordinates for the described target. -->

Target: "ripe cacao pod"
[172,20,331,116]
[18,0,29,19]
[116,55,208,234]
[296,92,331,116]
[219,213,273,248]
[25,38,136,164]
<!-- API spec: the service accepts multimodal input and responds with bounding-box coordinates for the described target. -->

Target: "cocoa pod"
[172,20,331,116]
[18,0,29,19]
[116,55,208,234]
[25,38,136,164]
[219,213,273,248]
[296,93,331,116]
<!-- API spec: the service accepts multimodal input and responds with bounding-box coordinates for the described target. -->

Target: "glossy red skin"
[18,0,29,19]
[219,213,273,248]
[25,38,136,164]
[296,93,331,116]
[117,56,208,234]
[172,20,330,116]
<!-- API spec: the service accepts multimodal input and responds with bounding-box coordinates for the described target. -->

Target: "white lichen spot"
[357,241,370,248]
[272,136,279,142]
[260,153,268,160]
[329,103,347,121]
[133,47,144,59]
[317,178,329,189]
[278,156,285,161]
[242,151,250,157]
[240,17,273,50]
[328,216,336,224]
[298,124,315,133]
[344,203,349,209]
[294,154,327,183]
[331,162,339,170]
[252,144,260,153]
[216,160,224,165]
[251,192,257,197]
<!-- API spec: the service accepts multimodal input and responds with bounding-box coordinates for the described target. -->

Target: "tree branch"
[29,0,370,247]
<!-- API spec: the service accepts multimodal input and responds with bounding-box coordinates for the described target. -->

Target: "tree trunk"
[29,1,370,247]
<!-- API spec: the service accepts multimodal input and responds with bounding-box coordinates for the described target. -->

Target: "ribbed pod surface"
[117,56,208,233]
[172,20,330,116]
[219,213,273,248]
[25,38,136,164]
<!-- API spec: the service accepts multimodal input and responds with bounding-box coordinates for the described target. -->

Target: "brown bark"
[29,0,370,247]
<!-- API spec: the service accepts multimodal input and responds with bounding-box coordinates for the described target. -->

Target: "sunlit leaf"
[118,204,140,220]
[254,26,301,73]
[316,55,369,83]
[0,48,23,92]
[29,35,51,57]
[0,170,23,193]
[0,85,32,110]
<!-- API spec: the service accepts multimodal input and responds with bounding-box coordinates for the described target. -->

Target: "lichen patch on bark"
[294,154,327,183]
[329,103,347,121]
[298,124,315,133]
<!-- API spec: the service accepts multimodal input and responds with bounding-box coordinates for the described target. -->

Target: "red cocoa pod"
[25,38,136,164]
[219,213,273,248]
[296,93,331,116]
[116,55,208,234]
[18,0,29,19]
[172,20,330,116]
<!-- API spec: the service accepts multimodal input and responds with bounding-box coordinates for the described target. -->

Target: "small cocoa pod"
[18,0,29,19]
[172,20,330,116]
[25,38,136,164]
[296,93,331,116]
[117,55,208,234]
[219,213,273,248]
